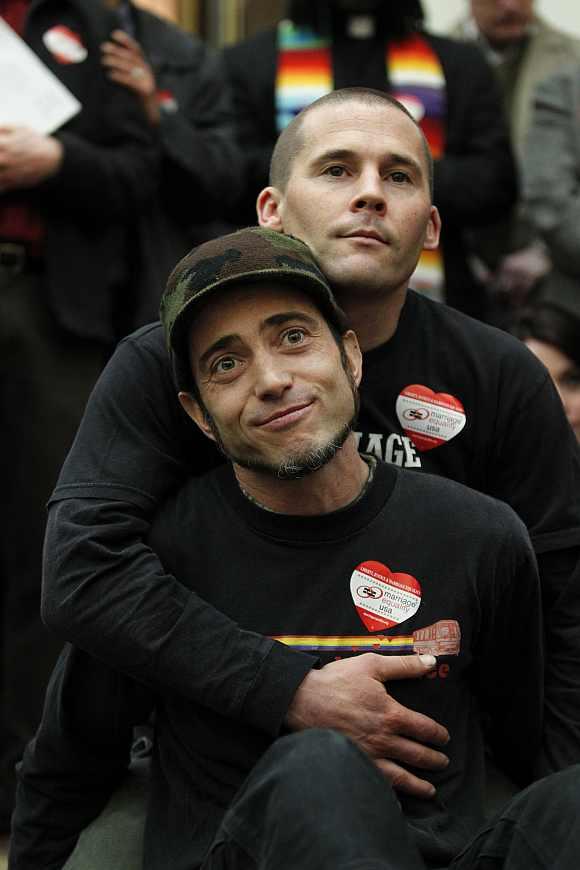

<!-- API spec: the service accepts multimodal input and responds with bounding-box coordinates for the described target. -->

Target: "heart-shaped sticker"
[396,384,466,452]
[350,560,422,632]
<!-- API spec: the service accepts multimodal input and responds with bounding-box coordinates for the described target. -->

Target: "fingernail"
[419,654,436,668]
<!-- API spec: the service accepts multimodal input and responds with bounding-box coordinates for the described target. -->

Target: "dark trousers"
[204,731,580,870]
[0,265,105,826]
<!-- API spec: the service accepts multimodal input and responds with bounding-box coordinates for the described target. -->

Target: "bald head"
[269,87,434,198]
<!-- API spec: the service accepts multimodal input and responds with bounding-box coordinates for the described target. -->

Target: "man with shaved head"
[223,0,517,319]
[43,83,580,771]
[11,87,580,864]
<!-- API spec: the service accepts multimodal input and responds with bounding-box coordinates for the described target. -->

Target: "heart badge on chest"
[43,26,87,64]
[350,561,422,632]
[396,384,466,452]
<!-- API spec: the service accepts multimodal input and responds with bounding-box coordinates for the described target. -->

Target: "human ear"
[423,206,442,250]
[257,186,284,230]
[178,392,216,442]
[342,330,363,388]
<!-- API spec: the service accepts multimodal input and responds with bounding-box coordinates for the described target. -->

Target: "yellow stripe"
[277,71,332,86]
[388,54,444,71]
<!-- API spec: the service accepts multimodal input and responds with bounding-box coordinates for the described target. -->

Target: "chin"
[327,260,390,295]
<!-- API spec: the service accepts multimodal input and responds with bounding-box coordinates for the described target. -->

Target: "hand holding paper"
[0,17,81,135]
[0,126,63,191]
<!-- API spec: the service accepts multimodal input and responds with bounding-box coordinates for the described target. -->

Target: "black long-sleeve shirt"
[12,460,543,869]
[16,291,580,865]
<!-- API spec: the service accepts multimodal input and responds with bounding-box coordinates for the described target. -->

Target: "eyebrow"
[263,311,319,329]
[196,310,321,371]
[310,148,358,166]
[310,147,423,176]
[198,334,239,371]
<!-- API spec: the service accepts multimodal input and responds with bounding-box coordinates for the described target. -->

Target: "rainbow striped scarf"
[276,20,446,301]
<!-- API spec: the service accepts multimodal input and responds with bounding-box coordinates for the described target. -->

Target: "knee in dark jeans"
[459,764,580,870]
[264,729,362,778]
[504,763,580,825]
[214,731,423,870]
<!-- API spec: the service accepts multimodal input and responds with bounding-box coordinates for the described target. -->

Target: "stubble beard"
[203,361,360,480]
[207,413,357,480]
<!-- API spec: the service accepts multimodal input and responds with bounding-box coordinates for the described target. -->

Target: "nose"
[253,354,293,400]
[350,170,386,216]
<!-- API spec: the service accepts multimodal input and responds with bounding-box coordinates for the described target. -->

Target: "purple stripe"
[392,85,446,119]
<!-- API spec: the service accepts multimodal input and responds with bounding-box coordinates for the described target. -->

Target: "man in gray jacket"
[452,0,580,309]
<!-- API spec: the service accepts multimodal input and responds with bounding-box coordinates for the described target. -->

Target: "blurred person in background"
[513,300,580,443]
[452,0,580,318]
[0,0,156,831]
[223,0,517,321]
[524,61,580,290]
[99,0,241,328]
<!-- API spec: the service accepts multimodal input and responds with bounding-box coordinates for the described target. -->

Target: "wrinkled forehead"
[188,284,326,357]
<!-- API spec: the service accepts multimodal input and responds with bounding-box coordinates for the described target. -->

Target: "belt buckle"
[0,242,26,274]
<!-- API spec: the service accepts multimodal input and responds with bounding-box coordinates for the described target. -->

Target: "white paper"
[0,18,81,134]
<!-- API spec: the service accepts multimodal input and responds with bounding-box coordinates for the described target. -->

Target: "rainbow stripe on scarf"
[276,23,331,131]
[276,20,446,300]
[388,33,445,159]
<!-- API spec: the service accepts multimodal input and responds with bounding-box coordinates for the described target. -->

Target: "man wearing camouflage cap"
[161,226,349,387]
[16,87,580,861]
[16,226,576,870]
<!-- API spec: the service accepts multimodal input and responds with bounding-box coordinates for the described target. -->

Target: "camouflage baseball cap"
[160,227,348,383]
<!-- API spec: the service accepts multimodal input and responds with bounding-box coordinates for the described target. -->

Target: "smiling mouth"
[257,402,314,429]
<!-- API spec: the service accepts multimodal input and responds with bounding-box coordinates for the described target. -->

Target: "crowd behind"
[3,0,580,861]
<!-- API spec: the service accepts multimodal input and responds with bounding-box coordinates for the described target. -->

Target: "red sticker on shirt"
[156,90,178,112]
[43,26,87,64]
[350,561,422,632]
[396,384,466,452]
